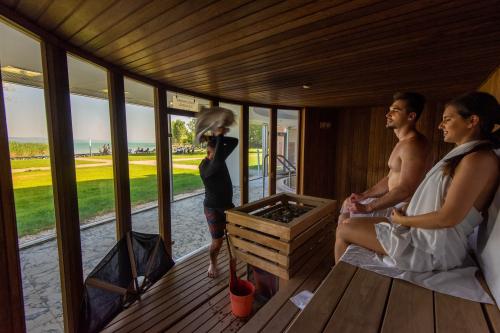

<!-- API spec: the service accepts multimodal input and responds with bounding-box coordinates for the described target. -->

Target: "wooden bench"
[272,262,500,333]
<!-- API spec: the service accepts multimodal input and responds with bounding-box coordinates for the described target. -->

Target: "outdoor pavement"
[20,180,269,332]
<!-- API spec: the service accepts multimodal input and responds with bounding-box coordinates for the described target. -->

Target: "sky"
[4,82,157,143]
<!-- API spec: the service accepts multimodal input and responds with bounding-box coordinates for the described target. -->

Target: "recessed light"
[302,84,311,89]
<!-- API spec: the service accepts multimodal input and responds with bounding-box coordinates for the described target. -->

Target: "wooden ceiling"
[1,0,500,107]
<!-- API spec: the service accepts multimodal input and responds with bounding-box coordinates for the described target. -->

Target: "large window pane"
[67,54,117,277]
[1,20,63,331]
[124,78,158,233]
[276,109,299,194]
[248,107,270,202]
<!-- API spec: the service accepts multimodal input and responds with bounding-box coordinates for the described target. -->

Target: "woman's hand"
[391,208,406,225]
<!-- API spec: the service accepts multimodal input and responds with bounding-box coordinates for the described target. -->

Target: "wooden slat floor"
[102,245,249,333]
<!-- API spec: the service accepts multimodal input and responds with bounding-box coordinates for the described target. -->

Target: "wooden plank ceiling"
[1,0,500,107]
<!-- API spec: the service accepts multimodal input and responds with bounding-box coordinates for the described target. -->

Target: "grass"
[12,149,264,237]
[13,164,202,237]
[11,159,100,169]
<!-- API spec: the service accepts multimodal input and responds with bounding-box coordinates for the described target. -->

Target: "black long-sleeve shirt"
[199,135,238,208]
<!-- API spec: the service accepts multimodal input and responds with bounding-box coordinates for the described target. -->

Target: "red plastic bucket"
[229,279,255,318]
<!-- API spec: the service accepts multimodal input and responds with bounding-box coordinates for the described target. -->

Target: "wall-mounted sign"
[172,94,199,112]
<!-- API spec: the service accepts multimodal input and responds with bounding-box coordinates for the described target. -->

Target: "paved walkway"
[21,180,269,332]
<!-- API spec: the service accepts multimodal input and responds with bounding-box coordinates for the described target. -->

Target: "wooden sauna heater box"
[226,193,337,280]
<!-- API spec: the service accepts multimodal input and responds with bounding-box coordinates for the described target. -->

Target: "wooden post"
[212,100,219,107]
[269,108,277,195]
[0,60,26,333]
[108,71,131,239]
[240,105,249,205]
[154,87,172,254]
[41,40,83,333]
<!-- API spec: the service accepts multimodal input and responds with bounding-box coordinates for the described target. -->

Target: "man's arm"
[354,176,389,200]
[352,141,428,213]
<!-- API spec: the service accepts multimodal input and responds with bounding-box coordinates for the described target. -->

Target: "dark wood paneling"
[269,107,277,195]
[108,70,132,239]
[301,108,336,199]
[240,105,249,205]
[41,40,83,333]
[154,86,172,254]
[0,59,25,333]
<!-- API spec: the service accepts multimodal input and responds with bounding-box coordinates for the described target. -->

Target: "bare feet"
[208,263,219,278]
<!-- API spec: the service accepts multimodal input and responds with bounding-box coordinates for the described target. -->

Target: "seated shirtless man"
[339,92,432,223]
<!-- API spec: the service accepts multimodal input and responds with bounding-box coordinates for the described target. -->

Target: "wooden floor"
[102,245,248,333]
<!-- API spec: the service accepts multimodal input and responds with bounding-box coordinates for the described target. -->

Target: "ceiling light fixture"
[1,65,42,77]
[302,84,311,89]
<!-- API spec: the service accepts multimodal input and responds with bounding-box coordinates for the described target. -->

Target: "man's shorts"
[204,206,228,239]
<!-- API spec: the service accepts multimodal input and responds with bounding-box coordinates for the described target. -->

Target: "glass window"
[0,20,63,331]
[248,107,270,202]
[276,109,299,194]
[67,54,117,277]
[124,78,158,233]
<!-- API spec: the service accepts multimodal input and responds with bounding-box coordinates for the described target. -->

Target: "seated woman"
[335,92,500,272]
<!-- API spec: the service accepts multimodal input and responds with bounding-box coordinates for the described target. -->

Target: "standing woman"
[199,127,238,277]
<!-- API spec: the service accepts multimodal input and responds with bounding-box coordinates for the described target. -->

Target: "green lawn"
[11,158,101,169]
[12,150,264,237]
[13,164,202,237]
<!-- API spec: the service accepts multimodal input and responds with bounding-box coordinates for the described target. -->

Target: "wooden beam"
[108,71,131,239]
[240,105,249,205]
[269,107,277,195]
[154,87,172,254]
[41,40,83,333]
[0,59,25,333]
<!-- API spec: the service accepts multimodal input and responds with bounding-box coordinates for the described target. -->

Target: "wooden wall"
[301,102,453,204]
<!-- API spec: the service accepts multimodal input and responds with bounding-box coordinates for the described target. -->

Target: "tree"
[171,120,187,144]
[186,118,196,144]
[249,123,263,148]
